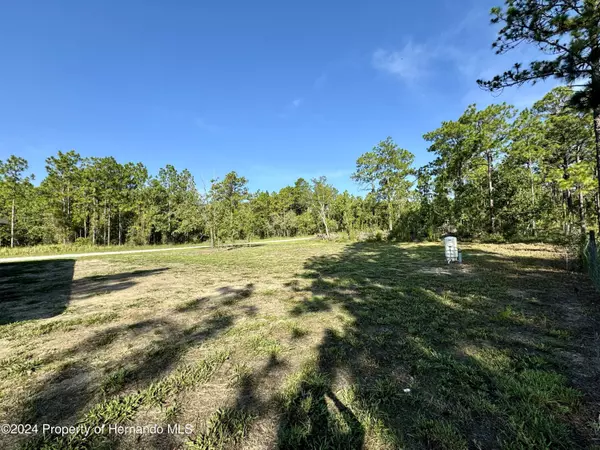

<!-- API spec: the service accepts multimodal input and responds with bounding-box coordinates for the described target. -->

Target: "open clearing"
[0,241,599,449]
[0,237,313,263]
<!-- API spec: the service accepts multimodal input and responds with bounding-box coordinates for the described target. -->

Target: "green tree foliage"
[477,0,600,230]
[311,177,338,237]
[209,172,250,244]
[504,107,546,235]
[352,137,415,231]
[0,156,34,247]
[423,104,514,235]
[4,86,600,247]
[533,87,595,234]
[41,150,82,243]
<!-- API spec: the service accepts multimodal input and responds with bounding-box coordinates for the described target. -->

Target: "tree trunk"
[10,198,15,248]
[593,107,600,232]
[388,201,393,231]
[107,207,111,245]
[103,203,107,244]
[67,187,71,243]
[212,207,216,248]
[576,153,586,233]
[528,159,536,235]
[118,209,122,245]
[62,190,66,244]
[596,192,600,232]
[486,152,495,233]
[230,208,234,243]
[93,199,98,245]
[579,189,586,233]
[167,199,171,243]
[321,205,329,237]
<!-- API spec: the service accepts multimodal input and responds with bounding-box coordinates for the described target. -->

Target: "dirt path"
[0,237,314,264]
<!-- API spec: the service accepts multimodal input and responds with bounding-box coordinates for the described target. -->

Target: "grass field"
[0,236,310,259]
[0,241,599,449]
[0,242,204,259]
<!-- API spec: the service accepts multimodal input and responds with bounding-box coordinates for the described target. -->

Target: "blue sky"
[0,0,557,194]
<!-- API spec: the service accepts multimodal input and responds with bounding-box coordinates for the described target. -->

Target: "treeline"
[0,153,403,247]
[419,86,596,240]
[0,86,597,247]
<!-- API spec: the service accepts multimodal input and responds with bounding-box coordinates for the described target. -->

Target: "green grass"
[187,407,256,450]
[0,312,118,339]
[0,235,312,258]
[22,351,228,449]
[0,240,599,449]
[0,354,43,378]
[0,242,205,258]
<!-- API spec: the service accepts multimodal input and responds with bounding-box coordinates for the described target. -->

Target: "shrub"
[74,237,93,247]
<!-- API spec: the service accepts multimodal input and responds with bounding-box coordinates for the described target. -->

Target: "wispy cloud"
[372,41,428,82]
[371,3,558,108]
[278,98,304,118]
[194,117,221,132]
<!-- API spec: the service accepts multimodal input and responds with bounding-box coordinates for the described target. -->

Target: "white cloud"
[372,41,428,82]
[278,98,304,118]
[370,2,561,109]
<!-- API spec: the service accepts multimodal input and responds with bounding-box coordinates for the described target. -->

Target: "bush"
[355,230,389,242]
[315,232,345,241]
[74,237,92,247]
[476,233,507,244]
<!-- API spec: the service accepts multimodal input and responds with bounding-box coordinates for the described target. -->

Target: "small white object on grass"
[444,235,459,264]
[403,388,411,393]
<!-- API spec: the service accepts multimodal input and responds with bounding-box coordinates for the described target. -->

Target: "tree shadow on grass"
[276,242,599,449]
[0,260,75,324]
[15,282,257,448]
[276,329,365,449]
[19,313,235,427]
[0,263,168,324]
[71,267,169,300]
[176,284,256,313]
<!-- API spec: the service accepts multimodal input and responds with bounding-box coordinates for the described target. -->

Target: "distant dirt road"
[0,237,314,264]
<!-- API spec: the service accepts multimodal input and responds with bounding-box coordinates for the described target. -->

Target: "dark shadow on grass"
[176,284,256,313]
[0,264,169,324]
[275,241,600,449]
[276,329,365,449]
[175,296,209,312]
[0,259,75,324]
[71,267,169,300]
[289,296,331,316]
[16,281,256,441]
[218,283,255,304]
[20,312,235,427]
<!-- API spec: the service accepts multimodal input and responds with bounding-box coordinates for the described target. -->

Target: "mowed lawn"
[0,241,599,449]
